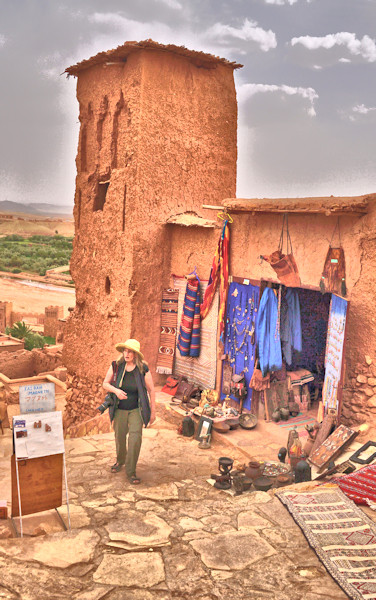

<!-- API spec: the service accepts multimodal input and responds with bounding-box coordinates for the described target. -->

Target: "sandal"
[129,475,141,485]
[111,463,122,473]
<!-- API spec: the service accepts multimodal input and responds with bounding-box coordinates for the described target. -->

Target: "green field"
[0,234,73,276]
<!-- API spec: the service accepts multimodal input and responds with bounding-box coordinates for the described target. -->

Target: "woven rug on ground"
[334,465,376,506]
[173,276,219,389]
[277,488,376,600]
[277,413,316,434]
[156,288,179,375]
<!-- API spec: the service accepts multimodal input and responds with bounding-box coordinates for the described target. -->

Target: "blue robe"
[256,288,282,376]
[280,289,302,365]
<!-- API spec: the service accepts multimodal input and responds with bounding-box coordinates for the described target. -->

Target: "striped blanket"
[177,276,201,357]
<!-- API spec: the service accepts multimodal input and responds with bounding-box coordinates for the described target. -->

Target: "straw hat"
[115,339,144,361]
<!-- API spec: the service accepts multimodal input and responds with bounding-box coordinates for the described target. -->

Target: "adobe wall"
[0,347,63,379]
[63,48,237,425]
[169,200,376,427]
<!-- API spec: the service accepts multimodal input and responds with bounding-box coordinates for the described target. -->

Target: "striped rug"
[277,488,376,600]
[277,413,316,431]
[173,276,219,389]
[156,288,179,375]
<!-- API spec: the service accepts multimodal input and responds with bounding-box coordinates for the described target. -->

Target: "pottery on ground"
[245,461,263,481]
[253,476,273,492]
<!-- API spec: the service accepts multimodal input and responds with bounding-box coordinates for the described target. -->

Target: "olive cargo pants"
[113,408,143,478]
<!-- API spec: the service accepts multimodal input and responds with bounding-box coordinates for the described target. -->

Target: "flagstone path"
[0,409,365,600]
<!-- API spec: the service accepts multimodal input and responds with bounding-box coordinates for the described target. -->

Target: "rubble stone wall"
[0,347,63,379]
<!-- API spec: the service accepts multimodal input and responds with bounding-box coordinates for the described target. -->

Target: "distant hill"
[0,201,73,217]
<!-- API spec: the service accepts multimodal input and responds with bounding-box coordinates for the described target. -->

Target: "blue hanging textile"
[222,281,260,411]
[256,287,282,377]
[280,288,302,365]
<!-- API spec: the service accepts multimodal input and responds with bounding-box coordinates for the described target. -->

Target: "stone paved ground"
[0,405,359,600]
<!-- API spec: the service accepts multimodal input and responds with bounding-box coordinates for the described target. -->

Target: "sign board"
[11,453,63,517]
[13,411,65,460]
[19,382,55,414]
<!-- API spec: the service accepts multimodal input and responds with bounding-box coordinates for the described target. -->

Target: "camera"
[97,394,115,414]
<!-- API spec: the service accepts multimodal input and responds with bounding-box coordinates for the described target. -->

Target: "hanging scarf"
[200,220,229,341]
[177,276,201,357]
[256,287,282,377]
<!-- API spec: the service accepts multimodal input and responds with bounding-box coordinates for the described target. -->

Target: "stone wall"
[0,346,63,379]
[63,373,106,431]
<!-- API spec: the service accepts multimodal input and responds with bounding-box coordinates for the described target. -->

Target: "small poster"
[19,382,55,414]
[13,411,64,459]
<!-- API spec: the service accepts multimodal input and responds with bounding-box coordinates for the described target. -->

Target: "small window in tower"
[105,276,111,295]
[93,180,109,211]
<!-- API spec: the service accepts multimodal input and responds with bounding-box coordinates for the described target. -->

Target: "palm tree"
[8,321,32,340]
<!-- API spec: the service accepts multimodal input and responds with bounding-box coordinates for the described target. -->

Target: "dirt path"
[0,276,75,316]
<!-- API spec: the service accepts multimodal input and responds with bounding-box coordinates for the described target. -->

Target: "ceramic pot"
[271,409,281,422]
[242,477,253,491]
[276,474,291,487]
[245,461,263,480]
[253,476,273,492]
[303,437,315,457]
[280,407,290,421]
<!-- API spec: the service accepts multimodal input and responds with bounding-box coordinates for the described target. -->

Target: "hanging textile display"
[200,219,229,341]
[174,276,219,389]
[261,214,301,287]
[177,275,201,357]
[156,288,179,375]
[222,281,260,411]
[280,288,302,365]
[322,294,348,415]
[320,218,346,296]
[256,287,282,377]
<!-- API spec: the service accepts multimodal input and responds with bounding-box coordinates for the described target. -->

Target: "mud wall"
[170,200,376,427]
[0,347,63,379]
[63,47,237,425]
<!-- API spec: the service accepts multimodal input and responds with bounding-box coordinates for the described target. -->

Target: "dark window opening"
[105,276,111,295]
[93,181,109,211]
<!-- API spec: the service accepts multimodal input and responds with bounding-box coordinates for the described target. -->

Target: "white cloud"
[238,82,318,116]
[353,103,376,115]
[0,34,6,48]
[206,19,277,52]
[155,0,182,9]
[291,32,376,62]
[339,57,351,63]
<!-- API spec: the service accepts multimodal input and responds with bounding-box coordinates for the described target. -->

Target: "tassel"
[341,279,347,297]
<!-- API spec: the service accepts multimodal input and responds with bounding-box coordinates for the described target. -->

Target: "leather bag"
[161,375,187,396]
[262,214,301,287]
[174,380,196,402]
[250,359,271,391]
[319,221,346,296]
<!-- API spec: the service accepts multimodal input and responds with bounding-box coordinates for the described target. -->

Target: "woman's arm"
[144,371,156,425]
[103,365,127,400]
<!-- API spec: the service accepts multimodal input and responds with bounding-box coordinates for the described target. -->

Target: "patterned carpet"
[277,488,376,600]
[173,276,219,390]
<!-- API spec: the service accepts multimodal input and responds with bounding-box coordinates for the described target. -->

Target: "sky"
[0,0,375,207]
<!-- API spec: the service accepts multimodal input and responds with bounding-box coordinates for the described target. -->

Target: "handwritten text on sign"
[19,383,55,414]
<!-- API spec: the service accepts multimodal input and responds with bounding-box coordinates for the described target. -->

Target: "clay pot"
[212,421,230,433]
[245,461,263,481]
[289,402,300,417]
[253,476,273,492]
[225,417,240,430]
[276,474,291,488]
[271,409,281,422]
[280,407,290,421]
[303,437,315,457]
[242,477,253,491]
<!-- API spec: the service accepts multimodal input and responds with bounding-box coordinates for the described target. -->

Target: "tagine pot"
[245,461,263,481]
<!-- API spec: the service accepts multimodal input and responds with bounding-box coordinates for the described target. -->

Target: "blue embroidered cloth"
[256,287,282,377]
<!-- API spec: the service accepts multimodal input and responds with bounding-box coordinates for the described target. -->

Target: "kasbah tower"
[63,40,241,424]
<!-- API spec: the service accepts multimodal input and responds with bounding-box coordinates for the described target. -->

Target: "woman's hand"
[115,389,127,400]
[149,411,156,425]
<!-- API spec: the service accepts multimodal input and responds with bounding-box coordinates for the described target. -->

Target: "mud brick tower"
[63,40,241,414]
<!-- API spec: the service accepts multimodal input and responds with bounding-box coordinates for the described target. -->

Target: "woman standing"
[103,339,156,484]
